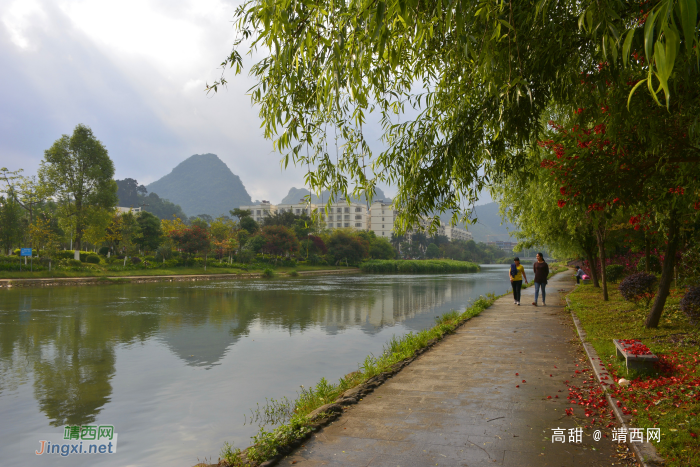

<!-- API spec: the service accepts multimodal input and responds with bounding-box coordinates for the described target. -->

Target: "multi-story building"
[369,201,397,238]
[277,199,317,217]
[370,201,472,242]
[116,206,141,214]
[239,200,277,224]
[323,198,369,231]
[487,240,518,251]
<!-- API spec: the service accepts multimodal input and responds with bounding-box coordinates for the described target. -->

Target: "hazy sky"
[1,0,492,205]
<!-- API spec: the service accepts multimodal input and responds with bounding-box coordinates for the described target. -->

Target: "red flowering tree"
[537,56,700,326]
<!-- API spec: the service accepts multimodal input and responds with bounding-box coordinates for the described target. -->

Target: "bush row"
[359,259,480,274]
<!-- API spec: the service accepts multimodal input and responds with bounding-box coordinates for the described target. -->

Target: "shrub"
[155,245,172,261]
[98,246,110,256]
[605,264,625,283]
[619,272,657,308]
[59,258,83,269]
[85,255,100,264]
[680,286,700,323]
[237,251,254,264]
[288,269,299,277]
[131,257,142,264]
[262,268,275,278]
[636,255,661,274]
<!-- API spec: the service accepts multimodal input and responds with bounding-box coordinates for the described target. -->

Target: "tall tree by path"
[39,124,118,259]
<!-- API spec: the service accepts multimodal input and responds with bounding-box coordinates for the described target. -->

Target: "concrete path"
[278,272,631,467]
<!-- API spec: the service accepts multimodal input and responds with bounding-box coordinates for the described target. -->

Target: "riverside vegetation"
[218,293,497,466]
[568,279,700,466]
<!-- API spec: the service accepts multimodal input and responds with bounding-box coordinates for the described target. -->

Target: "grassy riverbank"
[0,264,353,280]
[359,259,479,273]
[567,282,700,467]
[217,293,498,466]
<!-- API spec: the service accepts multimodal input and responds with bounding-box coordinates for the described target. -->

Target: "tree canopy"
[210,0,700,232]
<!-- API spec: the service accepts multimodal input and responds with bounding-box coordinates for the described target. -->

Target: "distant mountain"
[279,187,391,205]
[146,154,252,217]
[433,203,517,243]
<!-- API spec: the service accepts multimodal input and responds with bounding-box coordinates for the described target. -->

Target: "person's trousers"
[576,277,581,284]
[535,282,546,304]
[511,280,522,302]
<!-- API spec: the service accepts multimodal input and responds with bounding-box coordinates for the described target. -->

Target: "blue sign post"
[20,248,32,272]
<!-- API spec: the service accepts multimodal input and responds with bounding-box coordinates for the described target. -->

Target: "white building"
[277,199,316,217]
[322,198,369,231]
[369,201,472,242]
[116,206,141,214]
[238,200,277,224]
[369,201,398,238]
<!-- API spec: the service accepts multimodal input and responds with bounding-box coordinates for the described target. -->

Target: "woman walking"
[532,253,549,307]
[509,257,528,305]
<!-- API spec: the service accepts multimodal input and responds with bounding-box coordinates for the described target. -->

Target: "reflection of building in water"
[316,278,476,333]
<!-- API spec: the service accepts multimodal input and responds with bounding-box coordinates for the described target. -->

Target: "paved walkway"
[278,272,629,467]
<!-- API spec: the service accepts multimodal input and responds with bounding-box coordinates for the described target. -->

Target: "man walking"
[532,253,549,307]
[509,257,527,305]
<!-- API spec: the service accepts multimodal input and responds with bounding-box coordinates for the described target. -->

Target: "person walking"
[532,253,549,307]
[509,257,527,305]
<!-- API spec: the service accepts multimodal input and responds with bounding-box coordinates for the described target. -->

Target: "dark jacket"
[533,261,549,284]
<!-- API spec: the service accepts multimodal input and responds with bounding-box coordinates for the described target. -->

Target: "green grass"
[360,259,479,274]
[219,293,497,466]
[567,281,700,467]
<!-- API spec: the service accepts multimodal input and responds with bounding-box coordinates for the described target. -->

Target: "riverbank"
[359,259,479,273]
[214,270,629,467]
[567,281,699,467]
[0,267,360,288]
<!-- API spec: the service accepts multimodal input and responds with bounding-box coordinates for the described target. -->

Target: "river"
[0,265,510,466]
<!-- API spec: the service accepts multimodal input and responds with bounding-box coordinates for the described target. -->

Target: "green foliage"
[680,286,700,323]
[98,246,110,256]
[637,255,662,274]
[426,243,440,259]
[145,154,252,218]
[327,230,369,265]
[85,254,100,264]
[605,264,625,283]
[239,216,259,234]
[368,235,395,260]
[0,196,23,252]
[360,259,479,274]
[288,269,299,277]
[261,268,275,278]
[135,211,163,252]
[138,192,186,220]
[39,124,118,251]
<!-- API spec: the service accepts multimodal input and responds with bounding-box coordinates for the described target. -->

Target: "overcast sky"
[0,0,492,205]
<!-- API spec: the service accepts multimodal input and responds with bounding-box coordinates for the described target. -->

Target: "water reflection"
[0,266,507,466]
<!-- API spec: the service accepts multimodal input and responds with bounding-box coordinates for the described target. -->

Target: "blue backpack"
[510,263,518,278]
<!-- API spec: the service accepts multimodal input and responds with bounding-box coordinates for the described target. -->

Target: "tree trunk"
[645,219,679,328]
[644,233,651,273]
[595,224,608,301]
[583,247,600,288]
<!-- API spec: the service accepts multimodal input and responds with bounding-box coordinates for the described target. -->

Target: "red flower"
[557,199,567,208]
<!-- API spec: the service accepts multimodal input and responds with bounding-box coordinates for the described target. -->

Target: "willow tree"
[210,0,699,231]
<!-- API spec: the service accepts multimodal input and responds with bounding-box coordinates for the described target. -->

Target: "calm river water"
[0,265,510,466]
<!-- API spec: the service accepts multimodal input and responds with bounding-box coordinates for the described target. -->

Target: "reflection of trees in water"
[0,287,160,426]
[0,276,479,425]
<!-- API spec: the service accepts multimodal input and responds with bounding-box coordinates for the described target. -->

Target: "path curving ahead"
[276,271,627,467]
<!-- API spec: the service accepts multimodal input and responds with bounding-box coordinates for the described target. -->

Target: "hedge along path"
[213,271,630,467]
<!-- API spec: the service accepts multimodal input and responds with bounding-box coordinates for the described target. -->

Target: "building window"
[295,209,300,214]
[344,223,350,227]
[256,210,261,215]
[344,207,350,213]
[355,207,362,212]
[382,217,384,221]
[355,215,362,220]
[344,215,350,220]
[355,223,361,227]
[382,225,384,229]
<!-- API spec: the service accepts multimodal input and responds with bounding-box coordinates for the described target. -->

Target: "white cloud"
[2,0,46,50]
